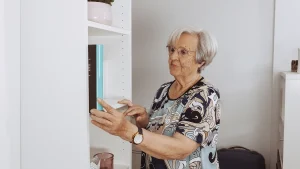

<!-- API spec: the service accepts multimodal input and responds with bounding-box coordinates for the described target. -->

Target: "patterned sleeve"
[176,87,221,146]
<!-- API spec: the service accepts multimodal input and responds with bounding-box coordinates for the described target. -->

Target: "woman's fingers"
[118,99,133,107]
[97,98,117,115]
[90,109,115,122]
[125,107,145,116]
[91,120,111,132]
[126,109,138,116]
[90,114,113,127]
[124,107,141,116]
[124,106,135,115]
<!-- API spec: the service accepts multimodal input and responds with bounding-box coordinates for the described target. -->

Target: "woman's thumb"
[118,99,133,106]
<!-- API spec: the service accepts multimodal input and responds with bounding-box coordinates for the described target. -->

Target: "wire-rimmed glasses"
[166,45,196,57]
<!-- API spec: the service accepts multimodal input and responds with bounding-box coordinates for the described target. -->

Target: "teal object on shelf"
[96,44,104,111]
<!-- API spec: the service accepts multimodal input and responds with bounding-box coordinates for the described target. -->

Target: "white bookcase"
[21,0,132,169]
[277,72,300,169]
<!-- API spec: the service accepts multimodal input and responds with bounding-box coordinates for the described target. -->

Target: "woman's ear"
[199,61,205,68]
[197,61,206,73]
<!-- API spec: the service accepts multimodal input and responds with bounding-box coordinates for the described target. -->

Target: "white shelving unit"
[88,21,131,36]
[88,1,132,168]
[20,0,132,169]
[104,98,128,109]
[277,72,300,169]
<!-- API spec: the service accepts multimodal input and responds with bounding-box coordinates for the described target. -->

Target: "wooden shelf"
[88,21,130,36]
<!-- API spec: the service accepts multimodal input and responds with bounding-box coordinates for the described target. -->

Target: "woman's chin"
[169,69,180,76]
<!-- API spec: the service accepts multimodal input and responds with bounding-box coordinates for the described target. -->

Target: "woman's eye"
[170,48,176,53]
[180,50,188,55]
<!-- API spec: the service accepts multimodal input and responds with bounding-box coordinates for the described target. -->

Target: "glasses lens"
[167,46,175,54]
[178,48,188,56]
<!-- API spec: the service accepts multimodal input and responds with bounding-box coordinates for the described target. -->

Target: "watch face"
[134,134,143,144]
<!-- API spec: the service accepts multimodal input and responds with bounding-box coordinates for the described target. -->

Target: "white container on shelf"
[88,2,112,26]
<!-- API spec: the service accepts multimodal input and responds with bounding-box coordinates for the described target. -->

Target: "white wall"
[271,0,300,168]
[0,0,21,168]
[132,1,274,168]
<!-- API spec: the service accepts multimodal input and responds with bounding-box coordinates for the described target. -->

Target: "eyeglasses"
[166,46,196,57]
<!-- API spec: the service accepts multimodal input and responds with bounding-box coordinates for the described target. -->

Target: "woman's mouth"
[171,62,179,66]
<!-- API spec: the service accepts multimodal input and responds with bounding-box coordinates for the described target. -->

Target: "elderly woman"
[90,27,221,169]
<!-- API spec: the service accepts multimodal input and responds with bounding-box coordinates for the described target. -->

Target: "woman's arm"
[90,99,198,160]
[136,128,199,160]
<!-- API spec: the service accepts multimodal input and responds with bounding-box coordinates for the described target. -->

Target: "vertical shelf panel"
[111,0,131,30]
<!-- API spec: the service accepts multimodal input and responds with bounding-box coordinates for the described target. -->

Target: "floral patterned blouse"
[141,77,221,169]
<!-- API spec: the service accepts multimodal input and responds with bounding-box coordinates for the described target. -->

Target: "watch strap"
[138,127,143,135]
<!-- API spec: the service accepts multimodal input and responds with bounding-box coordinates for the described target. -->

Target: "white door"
[0,0,21,168]
[20,0,90,169]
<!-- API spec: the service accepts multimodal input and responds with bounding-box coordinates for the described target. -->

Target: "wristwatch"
[132,127,143,145]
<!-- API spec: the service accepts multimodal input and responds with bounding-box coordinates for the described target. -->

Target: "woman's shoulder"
[189,78,220,99]
[160,80,174,88]
[156,80,173,92]
[152,80,174,99]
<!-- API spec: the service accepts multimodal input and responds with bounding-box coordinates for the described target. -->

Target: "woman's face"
[168,33,200,78]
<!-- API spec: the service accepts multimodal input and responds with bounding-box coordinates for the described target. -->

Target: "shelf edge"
[88,21,131,35]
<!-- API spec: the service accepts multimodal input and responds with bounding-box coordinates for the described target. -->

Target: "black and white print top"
[141,77,221,169]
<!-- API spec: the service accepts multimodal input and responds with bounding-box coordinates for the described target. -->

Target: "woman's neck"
[174,74,201,90]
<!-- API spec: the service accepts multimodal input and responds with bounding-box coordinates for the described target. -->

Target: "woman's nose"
[169,51,179,60]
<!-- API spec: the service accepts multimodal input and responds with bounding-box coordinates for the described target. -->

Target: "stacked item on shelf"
[88,44,104,111]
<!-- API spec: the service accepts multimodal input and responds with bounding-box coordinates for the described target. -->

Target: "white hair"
[167,27,218,72]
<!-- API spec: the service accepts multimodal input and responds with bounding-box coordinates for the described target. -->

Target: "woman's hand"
[90,99,137,142]
[118,99,149,128]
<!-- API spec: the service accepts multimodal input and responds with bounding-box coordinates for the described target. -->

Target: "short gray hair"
[167,27,218,72]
